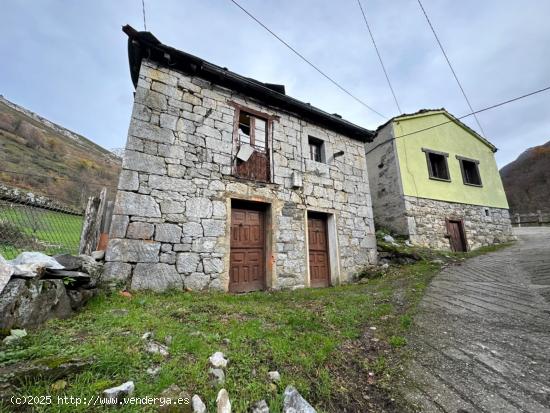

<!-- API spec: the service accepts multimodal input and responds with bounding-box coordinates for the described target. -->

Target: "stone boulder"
[0,277,97,330]
[283,386,316,413]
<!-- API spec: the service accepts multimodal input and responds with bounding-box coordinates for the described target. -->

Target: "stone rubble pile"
[0,251,103,330]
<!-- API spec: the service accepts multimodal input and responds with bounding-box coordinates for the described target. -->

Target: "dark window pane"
[308,136,324,163]
[428,152,449,180]
[462,160,482,185]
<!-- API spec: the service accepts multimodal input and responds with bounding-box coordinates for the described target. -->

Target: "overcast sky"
[1,0,549,167]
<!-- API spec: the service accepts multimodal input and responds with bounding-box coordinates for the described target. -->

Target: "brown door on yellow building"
[447,219,467,252]
[230,202,266,293]
[308,212,330,288]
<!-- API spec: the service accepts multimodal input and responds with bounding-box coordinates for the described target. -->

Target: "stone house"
[102,26,377,292]
[365,109,513,251]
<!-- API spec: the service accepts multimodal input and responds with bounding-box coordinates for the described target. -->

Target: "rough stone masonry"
[103,56,377,292]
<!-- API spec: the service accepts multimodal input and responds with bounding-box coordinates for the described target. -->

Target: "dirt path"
[402,227,550,412]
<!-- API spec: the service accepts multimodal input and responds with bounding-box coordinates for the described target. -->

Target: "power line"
[398,84,550,139]
[141,0,147,30]
[227,0,386,118]
[356,0,402,114]
[416,0,486,136]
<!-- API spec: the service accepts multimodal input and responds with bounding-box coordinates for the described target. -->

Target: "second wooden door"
[308,213,330,288]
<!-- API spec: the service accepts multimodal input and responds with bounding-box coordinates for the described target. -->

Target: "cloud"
[0,0,548,167]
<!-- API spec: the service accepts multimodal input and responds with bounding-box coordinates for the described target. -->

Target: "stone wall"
[405,195,514,250]
[364,124,409,235]
[103,59,377,291]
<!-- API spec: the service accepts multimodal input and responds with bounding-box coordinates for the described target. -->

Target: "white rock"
[251,399,270,413]
[383,235,395,243]
[216,389,231,413]
[283,385,316,413]
[209,351,228,368]
[91,250,105,260]
[268,371,281,382]
[2,329,27,345]
[103,381,135,400]
[146,366,161,376]
[192,394,207,413]
[144,340,169,357]
[209,367,225,385]
[141,332,153,340]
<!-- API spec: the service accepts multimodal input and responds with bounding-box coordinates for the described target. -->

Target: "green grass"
[0,262,439,413]
[0,206,83,259]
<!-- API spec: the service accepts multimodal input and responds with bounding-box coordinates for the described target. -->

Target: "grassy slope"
[0,99,121,209]
[0,244,512,413]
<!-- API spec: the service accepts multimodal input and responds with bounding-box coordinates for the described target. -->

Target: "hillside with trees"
[500,141,550,213]
[0,96,121,209]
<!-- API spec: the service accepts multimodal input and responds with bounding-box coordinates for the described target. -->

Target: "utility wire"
[416,0,486,136]
[141,0,147,30]
[398,84,550,139]
[356,0,402,114]
[227,0,386,118]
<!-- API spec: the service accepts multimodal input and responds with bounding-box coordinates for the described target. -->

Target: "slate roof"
[122,25,374,142]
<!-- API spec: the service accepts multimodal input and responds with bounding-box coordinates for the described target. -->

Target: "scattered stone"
[110,309,129,317]
[381,263,389,269]
[144,340,169,357]
[0,357,93,391]
[103,381,135,401]
[146,365,161,376]
[0,278,91,330]
[383,235,395,243]
[283,385,316,413]
[251,399,269,413]
[404,240,413,247]
[369,326,377,331]
[52,254,81,270]
[216,389,231,413]
[222,338,231,345]
[268,371,281,382]
[209,352,228,369]
[432,259,444,265]
[2,329,27,345]
[192,394,206,413]
[164,335,173,345]
[209,367,225,385]
[142,332,153,340]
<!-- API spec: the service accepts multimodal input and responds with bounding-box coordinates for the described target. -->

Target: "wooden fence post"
[79,188,107,255]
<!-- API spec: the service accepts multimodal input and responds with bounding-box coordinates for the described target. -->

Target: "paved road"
[403,227,550,413]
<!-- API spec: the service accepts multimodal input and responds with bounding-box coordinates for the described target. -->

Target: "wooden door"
[308,213,330,288]
[447,219,467,252]
[230,204,266,292]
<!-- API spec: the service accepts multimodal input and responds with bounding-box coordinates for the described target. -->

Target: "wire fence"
[0,192,84,260]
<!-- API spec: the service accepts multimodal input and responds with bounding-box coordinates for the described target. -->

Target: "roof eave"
[122,25,374,143]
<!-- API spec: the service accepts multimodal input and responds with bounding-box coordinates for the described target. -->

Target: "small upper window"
[237,111,266,152]
[458,157,482,186]
[308,136,324,163]
[423,149,450,181]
